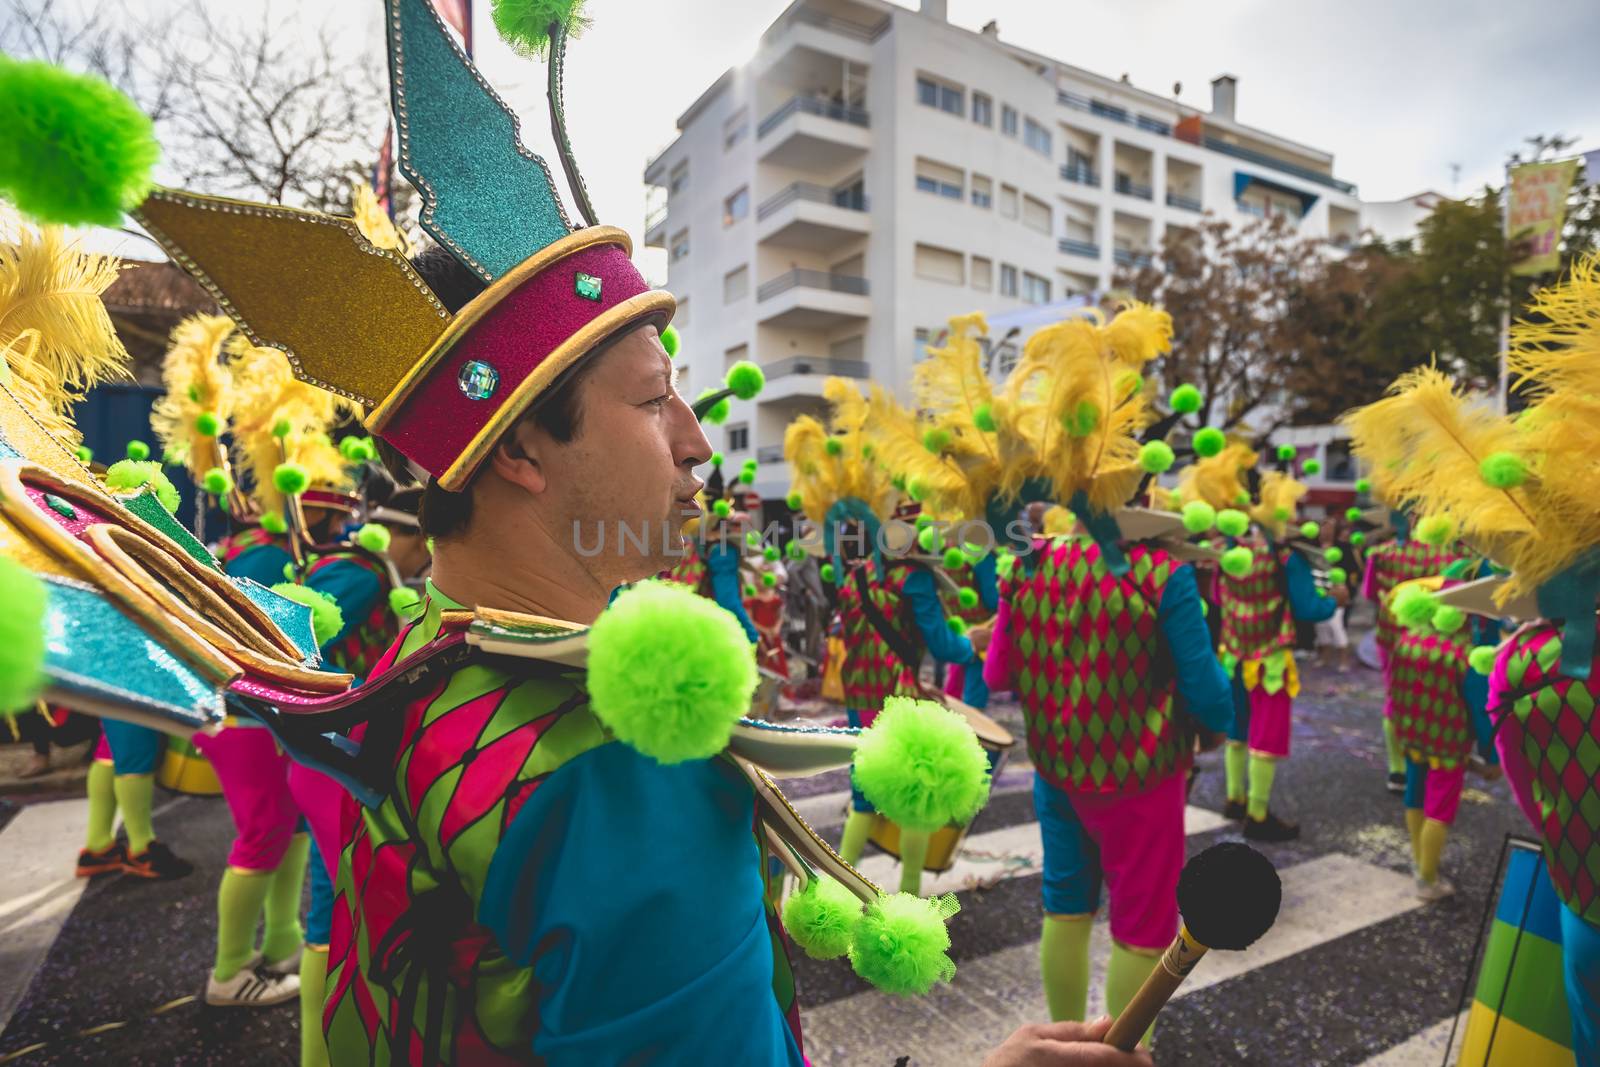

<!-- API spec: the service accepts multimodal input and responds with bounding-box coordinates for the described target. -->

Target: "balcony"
[755,269,871,330]
[1112,247,1154,269]
[1203,136,1355,195]
[1114,174,1153,201]
[756,182,871,251]
[1059,238,1100,259]
[753,7,887,76]
[757,354,873,403]
[757,94,871,168]
[1165,192,1202,212]
[1060,162,1100,187]
[644,204,668,248]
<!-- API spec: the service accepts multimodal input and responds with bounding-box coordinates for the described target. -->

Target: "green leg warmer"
[112,772,156,855]
[1418,818,1449,884]
[214,867,273,982]
[262,832,309,964]
[898,829,929,896]
[838,810,874,866]
[1246,754,1277,822]
[1040,914,1093,1022]
[85,761,117,852]
[1107,940,1162,1045]
[299,946,330,1067]
[1224,741,1248,803]
[1382,718,1405,776]
[1405,808,1425,868]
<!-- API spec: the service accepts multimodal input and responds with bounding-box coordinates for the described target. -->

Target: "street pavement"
[0,653,1529,1066]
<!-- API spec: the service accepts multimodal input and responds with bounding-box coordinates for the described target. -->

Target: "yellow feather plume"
[150,314,237,481]
[1176,442,1258,510]
[228,340,357,515]
[784,377,896,525]
[351,181,412,257]
[1249,471,1308,541]
[0,217,131,446]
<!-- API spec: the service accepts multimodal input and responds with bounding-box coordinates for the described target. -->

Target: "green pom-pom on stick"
[270,582,344,647]
[761,572,777,588]
[1479,451,1527,489]
[824,438,843,456]
[271,418,292,438]
[125,439,149,461]
[355,523,392,554]
[75,446,92,464]
[1416,513,1455,547]
[743,583,756,598]
[273,463,310,495]
[785,491,802,510]
[260,512,288,535]
[1169,383,1203,414]
[710,451,725,467]
[1355,478,1371,494]
[1324,546,1343,564]
[1392,584,1440,632]
[820,562,836,583]
[957,586,979,610]
[1327,566,1347,586]
[786,541,805,561]
[852,696,991,832]
[906,477,926,503]
[782,877,862,960]
[738,469,755,485]
[1351,531,1366,547]
[1182,501,1216,534]
[1431,604,1466,634]
[1345,506,1363,523]
[104,460,179,514]
[1275,444,1297,462]
[1216,509,1250,538]
[490,0,592,59]
[1303,459,1322,475]
[1193,427,1226,458]
[763,545,779,562]
[1468,645,1498,676]
[388,586,423,621]
[726,361,765,401]
[195,412,220,437]
[712,499,731,518]
[1220,545,1254,578]
[1273,506,1291,523]
[922,427,951,454]
[973,404,996,432]
[917,525,941,553]
[1065,401,1100,438]
[941,547,965,570]
[1139,440,1175,474]
[947,616,967,635]
[0,556,48,712]
[745,530,761,548]
[202,468,232,496]
[1300,521,1320,540]
[660,323,680,357]
[848,892,960,997]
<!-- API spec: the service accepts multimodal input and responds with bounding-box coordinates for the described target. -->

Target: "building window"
[971,174,992,208]
[723,108,748,151]
[675,297,689,327]
[723,187,749,226]
[914,157,963,200]
[669,161,688,196]
[1022,271,1051,305]
[996,341,1019,375]
[727,423,749,453]
[669,229,689,262]
[999,184,1019,219]
[723,264,748,304]
[1001,104,1018,137]
[916,75,963,116]
[971,255,993,291]
[913,328,932,362]
[972,92,993,127]
[724,343,748,371]
[913,243,964,285]
[1023,117,1052,156]
[999,263,1018,297]
[1022,194,1051,234]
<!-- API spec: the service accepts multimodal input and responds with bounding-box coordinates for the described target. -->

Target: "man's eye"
[647,394,671,408]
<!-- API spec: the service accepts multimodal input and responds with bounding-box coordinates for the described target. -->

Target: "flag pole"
[1499,160,1510,413]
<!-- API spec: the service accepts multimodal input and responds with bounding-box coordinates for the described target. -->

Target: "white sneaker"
[205,964,300,1007]
[264,946,302,975]
[1415,876,1455,902]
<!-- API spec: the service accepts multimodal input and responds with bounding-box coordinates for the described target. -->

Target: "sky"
[16,0,1599,263]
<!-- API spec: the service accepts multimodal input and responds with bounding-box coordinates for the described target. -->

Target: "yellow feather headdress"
[150,314,237,483]
[228,340,358,516]
[1176,442,1258,511]
[1249,470,1308,542]
[784,377,896,526]
[351,181,412,258]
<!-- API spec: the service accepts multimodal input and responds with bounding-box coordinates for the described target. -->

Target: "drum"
[1457,837,1576,1066]
[867,694,1016,873]
[156,734,223,796]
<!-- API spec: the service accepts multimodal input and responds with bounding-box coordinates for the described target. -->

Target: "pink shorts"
[94,734,110,761]
[1417,763,1466,824]
[1380,658,1397,721]
[944,662,965,698]
[194,726,298,872]
[1247,687,1293,758]
[287,762,345,881]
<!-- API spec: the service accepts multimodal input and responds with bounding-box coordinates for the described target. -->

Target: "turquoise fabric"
[1157,564,1234,734]
[706,542,758,642]
[303,557,384,650]
[902,567,973,666]
[101,719,165,775]
[226,541,295,588]
[1284,551,1336,623]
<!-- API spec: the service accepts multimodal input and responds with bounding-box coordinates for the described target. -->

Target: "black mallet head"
[1177,842,1281,951]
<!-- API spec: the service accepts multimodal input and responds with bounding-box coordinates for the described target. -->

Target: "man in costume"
[968,306,1232,1034]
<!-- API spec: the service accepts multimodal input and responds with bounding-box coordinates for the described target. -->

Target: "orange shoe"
[75,842,127,878]
[122,840,194,880]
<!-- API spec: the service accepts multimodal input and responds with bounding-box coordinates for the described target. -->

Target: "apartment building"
[643,0,1424,499]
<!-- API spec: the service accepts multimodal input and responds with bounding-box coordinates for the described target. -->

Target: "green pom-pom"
[853,696,991,832]
[738,469,755,485]
[283,562,297,583]
[741,457,758,472]
[1328,567,1347,586]
[339,436,365,461]
[270,582,344,647]
[75,445,92,464]
[1468,645,1498,676]
[917,526,941,553]
[1065,401,1100,437]
[388,586,423,621]
[1345,506,1364,523]
[660,323,680,358]
[1169,383,1203,414]
[1193,427,1225,458]
[704,397,732,424]
[712,498,731,518]
[1479,451,1527,489]
[1303,459,1322,475]
[1432,604,1466,634]
[1273,506,1291,523]
[861,443,874,459]
[973,404,996,432]
[947,616,967,635]
[1220,545,1254,577]
[907,478,927,502]
[941,547,965,570]
[202,467,232,496]
[1198,539,1213,550]
[824,438,843,456]
[743,583,756,598]
[1323,546,1343,564]
[1276,444,1297,462]
[726,360,765,401]
[761,572,777,588]
[1351,531,1366,547]
[962,542,988,564]
[710,452,725,468]
[1392,584,1440,632]
[785,491,802,510]
[922,427,952,454]
[124,439,149,461]
[1235,491,1252,506]
[745,530,761,548]
[0,58,159,227]
[915,515,934,530]
[1139,440,1176,474]
[1182,501,1216,534]
[1300,521,1320,540]
[763,545,779,562]
[356,523,392,554]
[1216,509,1250,538]
[1416,513,1455,547]
[491,0,591,58]
[957,586,979,610]
[1355,478,1371,494]
[260,511,288,535]
[848,892,959,996]
[820,562,836,583]
[786,541,806,561]
[0,556,48,712]
[783,877,862,960]
[273,463,310,495]
[1115,370,1144,398]
[271,418,292,438]
[588,580,757,764]
[104,459,179,514]
[194,412,220,437]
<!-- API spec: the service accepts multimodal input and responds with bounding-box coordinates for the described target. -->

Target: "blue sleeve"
[903,568,974,665]
[480,744,802,1067]
[1285,551,1336,623]
[223,542,295,588]
[304,559,384,650]
[706,544,759,643]
[1462,670,1499,763]
[1158,565,1233,734]
[974,553,1000,612]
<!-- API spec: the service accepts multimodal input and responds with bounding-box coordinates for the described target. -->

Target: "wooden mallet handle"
[1103,926,1209,1051]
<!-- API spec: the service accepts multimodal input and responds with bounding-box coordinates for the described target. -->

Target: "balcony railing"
[758,95,871,139]
[1059,238,1100,259]
[1202,136,1355,194]
[756,445,785,464]
[644,204,668,231]
[1114,174,1153,200]
[756,269,870,302]
[1060,162,1100,186]
[763,354,872,380]
[757,182,868,221]
[779,7,891,42]
[1112,248,1154,268]
[1165,192,1202,212]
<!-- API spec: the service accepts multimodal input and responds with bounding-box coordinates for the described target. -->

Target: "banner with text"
[1507,159,1579,276]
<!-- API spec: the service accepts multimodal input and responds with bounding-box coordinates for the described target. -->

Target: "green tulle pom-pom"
[490,0,591,59]
[195,411,220,437]
[1300,521,1320,540]
[1327,566,1347,586]
[1193,427,1225,458]
[1392,584,1440,632]
[973,403,996,432]
[1275,444,1297,462]
[786,491,802,510]
[104,459,179,514]
[1139,440,1176,474]
[1220,545,1254,578]
[260,511,288,535]
[356,523,392,554]
[1303,459,1322,475]
[761,572,777,588]
[1416,513,1455,547]
[942,547,966,570]
[660,323,680,357]
[282,562,297,583]
[743,583,756,598]
[1216,509,1250,538]
[916,525,940,553]
[763,545,779,562]
[0,556,48,712]
[388,586,423,621]
[588,579,756,764]
[745,530,762,548]
[710,452,725,468]
[202,467,232,496]
[1351,531,1366,547]
[0,57,159,227]
[1065,401,1100,438]
[271,418,292,439]
[1273,506,1291,523]
[712,498,731,518]
[820,562,836,584]
[824,438,843,456]
[1355,478,1371,494]
[957,586,979,610]
[922,427,952,454]
[273,463,310,496]
[738,469,755,485]
[1169,383,1203,415]
[1479,451,1527,490]
[270,582,344,647]
[75,446,92,464]
[125,439,149,461]
[915,515,934,530]
[726,360,765,401]
[848,892,960,997]
[786,541,806,561]
[852,696,992,832]
[1468,645,1498,676]
[1432,604,1466,634]
[947,616,967,635]
[907,478,927,502]
[1182,501,1216,535]
[1345,506,1364,523]
[1324,546,1343,564]
[783,878,862,960]
[704,397,732,424]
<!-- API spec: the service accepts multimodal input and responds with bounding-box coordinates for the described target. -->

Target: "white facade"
[643,0,1415,499]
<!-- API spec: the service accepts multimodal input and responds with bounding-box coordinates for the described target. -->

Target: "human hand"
[980,1016,1155,1067]
[967,620,994,653]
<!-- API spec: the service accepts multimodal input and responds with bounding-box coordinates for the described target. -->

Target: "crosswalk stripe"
[800,852,1425,1066]
[0,799,90,1036]
[1356,1011,1469,1066]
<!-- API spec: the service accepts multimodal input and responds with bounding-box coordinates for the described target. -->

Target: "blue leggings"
[304,835,334,946]
[1562,904,1600,1067]
[1225,676,1250,744]
[100,720,165,775]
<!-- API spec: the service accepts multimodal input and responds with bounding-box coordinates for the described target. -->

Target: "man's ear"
[488,421,549,496]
